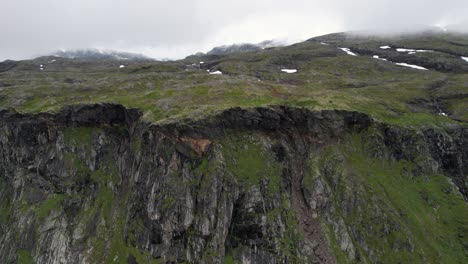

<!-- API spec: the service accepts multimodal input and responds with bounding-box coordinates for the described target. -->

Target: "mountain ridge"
[0,30,467,264]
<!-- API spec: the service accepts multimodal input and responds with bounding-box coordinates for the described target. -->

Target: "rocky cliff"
[0,104,467,263]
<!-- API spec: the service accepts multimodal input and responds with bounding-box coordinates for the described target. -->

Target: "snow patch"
[119,65,125,68]
[396,48,432,54]
[200,61,204,64]
[380,46,391,49]
[281,69,297,73]
[209,70,222,75]
[461,57,468,63]
[439,112,448,116]
[339,48,357,56]
[373,55,388,61]
[396,48,415,52]
[320,42,329,45]
[395,63,428,70]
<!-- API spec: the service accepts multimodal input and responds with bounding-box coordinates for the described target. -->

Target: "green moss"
[0,205,9,225]
[63,127,97,146]
[96,187,113,225]
[267,163,282,196]
[104,203,163,264]
[162,196,175,211]
[222,135,268,187]
[320,132,468,263]
[63,152,90,175]
[17,250,34,264]
[191,85,210,96]
[224,254,241,264]
[90,166,120,188]
[201,247,220,262]
[324,223,352,264]
[34,194,65,220]
[130,138,142,153]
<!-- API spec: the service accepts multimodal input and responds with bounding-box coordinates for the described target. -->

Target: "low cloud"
[1,0,467,61]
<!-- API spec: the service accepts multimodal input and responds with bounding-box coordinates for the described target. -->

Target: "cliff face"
[0,104,467,264]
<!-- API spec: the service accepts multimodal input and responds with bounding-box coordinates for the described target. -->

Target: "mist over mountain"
[50,49,153,61]
[205,40,284,56]
[2,0,468,61]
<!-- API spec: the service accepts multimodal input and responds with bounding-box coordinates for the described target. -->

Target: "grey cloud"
[1,0,467,61]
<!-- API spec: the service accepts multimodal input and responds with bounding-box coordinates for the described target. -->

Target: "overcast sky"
[1,0,467,61]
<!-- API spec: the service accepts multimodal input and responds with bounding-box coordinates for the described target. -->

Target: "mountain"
[190,40,284,57]
[0,31,467,264]
[51,49,153,61]
[184,40,282,60]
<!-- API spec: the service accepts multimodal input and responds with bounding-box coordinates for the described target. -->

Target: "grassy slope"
[304,132,468,263]
[1,31,468,263]
[0,32,467,127]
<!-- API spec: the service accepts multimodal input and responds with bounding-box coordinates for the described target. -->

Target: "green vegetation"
[224,138,266,186]
[224,254,240,264]
[311,132,468,263]
[63,127,97,146]
[347,146,468,262]
[1,32,467,127]
[222,134,281,190]
[17,250,34,264]
[104,213,164,264]
[34,194,65,220]
[278,202,308,262]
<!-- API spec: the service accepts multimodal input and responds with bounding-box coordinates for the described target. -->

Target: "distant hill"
[50,49,153,61]
[206,40,282,55]
[185,40,284,59]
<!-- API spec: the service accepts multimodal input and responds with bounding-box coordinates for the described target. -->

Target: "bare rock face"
[0,104,466,263]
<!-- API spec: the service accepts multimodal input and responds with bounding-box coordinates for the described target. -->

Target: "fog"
[1,0,467,61]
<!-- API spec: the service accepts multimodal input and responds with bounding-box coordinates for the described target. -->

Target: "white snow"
[373,55,388,61]
[439,112,448,116]
[397,48,432,53]
[339,48,357,56]
[396,48,415,52]
[281,69,297,73]
[461,57,468,63]
[119,65,125,68]
[380,46,391,49]
[200,61,204,64]
[209,70,222,75]
[395,63,428,70]
[320,42,329,45]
